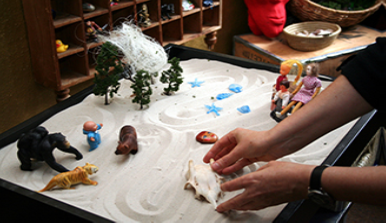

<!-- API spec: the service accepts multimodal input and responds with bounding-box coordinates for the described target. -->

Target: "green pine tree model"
[93,42,124,105]
[160,57,184,96]
[130,70,153,109]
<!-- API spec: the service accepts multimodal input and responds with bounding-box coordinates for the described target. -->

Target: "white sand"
[0,59,355,222]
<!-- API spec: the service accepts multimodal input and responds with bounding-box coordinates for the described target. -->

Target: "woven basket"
[283,21,341,51]
[288,0,382,27]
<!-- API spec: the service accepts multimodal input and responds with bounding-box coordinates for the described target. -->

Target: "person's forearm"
[266,75,373,159]
[322,166,386,204]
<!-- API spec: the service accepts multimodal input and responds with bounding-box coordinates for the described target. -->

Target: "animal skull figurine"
[184,159,225,209]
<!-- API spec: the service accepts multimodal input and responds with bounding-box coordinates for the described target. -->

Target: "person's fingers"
[210,149,242,173]
[204,132,239,164]
[203,133,235,163]
[216,191,248,212]
[221,158,253,175]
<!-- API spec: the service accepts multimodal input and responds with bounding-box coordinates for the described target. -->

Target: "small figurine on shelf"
[110,0,119,6]
[17,126,83,172]
[161,3,175,20]
[280,62,322,116]
[115,125,138,155]
[56,39,68,53]
[138,4,152,28]
[182,0,195,11]
[270,80,290,122]
[82,2,96,12]
[85,21,103,42]
[203,0,214,7]
[38,163,98,192]
[83,121,103,151]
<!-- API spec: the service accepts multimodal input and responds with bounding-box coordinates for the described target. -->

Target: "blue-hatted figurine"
[83,121,103,151]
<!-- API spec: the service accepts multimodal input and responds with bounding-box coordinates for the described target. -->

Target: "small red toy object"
[196,131,218,144]
[244,0,290,38]
[115,125,138,155]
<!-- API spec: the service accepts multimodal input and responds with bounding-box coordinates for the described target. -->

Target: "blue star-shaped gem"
[188,78,205,87]
[205,103,222,116]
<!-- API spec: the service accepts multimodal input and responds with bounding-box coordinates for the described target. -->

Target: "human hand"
[216,161,315,212]
[203,128,279,175]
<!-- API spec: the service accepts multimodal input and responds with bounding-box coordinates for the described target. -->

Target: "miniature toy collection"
[17,126,82,173]
[0,16,349,223]
[196,131,218,144]
[83,121,103,151]
[184,159,225,209]
[280,63,322,115]
[116,125,138,155]
[56,39,68,53]
[0,56,354,222]
[38,163,98,192]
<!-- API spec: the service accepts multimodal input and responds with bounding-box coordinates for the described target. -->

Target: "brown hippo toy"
[115,125,138,155]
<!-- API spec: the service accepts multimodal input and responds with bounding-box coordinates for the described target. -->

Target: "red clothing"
[276,75,287,92]
[244,0,290,38]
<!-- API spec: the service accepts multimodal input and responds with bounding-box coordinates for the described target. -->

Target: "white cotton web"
[99,22,168,73]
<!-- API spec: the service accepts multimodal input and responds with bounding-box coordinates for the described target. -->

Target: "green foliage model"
[313,0,375,10]
[93,42,124,105]
[130,70,153,109]
[160,57,184,96]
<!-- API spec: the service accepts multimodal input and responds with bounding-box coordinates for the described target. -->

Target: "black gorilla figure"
[17,126,83,173]
[161,3,174,20]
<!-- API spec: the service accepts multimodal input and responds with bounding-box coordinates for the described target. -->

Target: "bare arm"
[205,75,373,175]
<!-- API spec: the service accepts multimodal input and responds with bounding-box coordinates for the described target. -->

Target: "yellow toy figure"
[38,163,98,192]
[281,62,322,115]
[56,39,68,53]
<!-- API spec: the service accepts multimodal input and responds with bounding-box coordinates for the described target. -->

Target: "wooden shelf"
[22,0,222,101]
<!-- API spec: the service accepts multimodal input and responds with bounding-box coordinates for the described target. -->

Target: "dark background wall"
[0,1,249,134]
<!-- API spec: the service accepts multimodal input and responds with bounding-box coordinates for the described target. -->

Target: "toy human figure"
[85,21,103,42]
[270,80,290,122]
[273,59,303,97]
[244,0,290,38]
[281,63,322,115]
[271,80,290,111]
[138,4,151,28]
[83,121,103,151]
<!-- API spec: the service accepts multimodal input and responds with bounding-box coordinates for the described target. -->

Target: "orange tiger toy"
[38,163,98,192]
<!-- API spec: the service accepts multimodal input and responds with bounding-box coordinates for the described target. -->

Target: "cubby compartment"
[82,0,110,20]
[137,1,160,29]
[112,5,135,28]
[161,0,181,21]
[22,0,222,101]
[162,19,183,44]
[203,3,220,28]
[55,22,85,59]
[111,0,135,11]
[59,53,90,88]
[182,0,201,16]
[84,14,111,46]
[183,12,202,34]
[87,47,101,76]
[143,26,162,44]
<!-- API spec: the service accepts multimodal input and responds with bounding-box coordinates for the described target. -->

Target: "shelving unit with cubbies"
[22,0,222,101]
